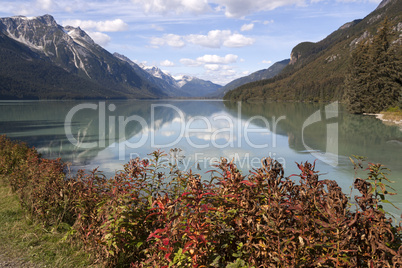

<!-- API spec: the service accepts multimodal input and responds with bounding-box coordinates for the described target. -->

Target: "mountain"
[175,75,222,97]
[213,59,290,98]
[224,0,402,103]
[139,64,179,90]
[140,64,222,98]
[0,15,166,99]
[112,52,189,97]
[116,56,223,98]
[114,53,222,98]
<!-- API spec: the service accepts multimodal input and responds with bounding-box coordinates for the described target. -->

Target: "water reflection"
[0,100,400,192]
[224,101,402,171]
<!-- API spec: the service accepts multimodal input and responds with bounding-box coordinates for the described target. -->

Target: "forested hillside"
[344,19,401,113]
[224,0,402,112]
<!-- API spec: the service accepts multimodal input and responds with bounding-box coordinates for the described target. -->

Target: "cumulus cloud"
[214,0,308,18]
[180,54,239,76]
[196,54,238,64]
[150,30,254,48]
[241,23,254,31]
[180,54,238,68]
[132,0,315,17]
[186,30,229,48]
[62,19,129,32]
[160,60,175,66]
[186,30,255,48]
[150,34,185,48]
[205,64,220,71]
[132,0,315,18]
[86,31,112,46]
[36,0,54,11]
[223,33,255,47]
[132,0,211,14]
[202,66,242,85]
[180,58,201,67]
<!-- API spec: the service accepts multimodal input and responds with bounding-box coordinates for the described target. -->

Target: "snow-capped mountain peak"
[135,63,221,97]
[139,64,179,87]
[173,75,194,88]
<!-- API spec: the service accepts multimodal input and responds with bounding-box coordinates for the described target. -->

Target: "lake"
[1,100,401,216]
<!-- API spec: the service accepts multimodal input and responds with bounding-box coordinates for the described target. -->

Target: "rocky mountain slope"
[0,15,168,99]
[224,0,402,102]
[0,14,222,100]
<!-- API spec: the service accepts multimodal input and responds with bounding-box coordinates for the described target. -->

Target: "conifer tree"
[344,41,372,113]
[345,18,402,114]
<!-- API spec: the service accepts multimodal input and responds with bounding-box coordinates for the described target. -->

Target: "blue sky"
[1,0,381,85]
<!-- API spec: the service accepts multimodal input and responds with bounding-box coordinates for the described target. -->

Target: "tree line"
[344,18,402,114]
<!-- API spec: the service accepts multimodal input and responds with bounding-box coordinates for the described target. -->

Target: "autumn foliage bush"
[0,135,401,267]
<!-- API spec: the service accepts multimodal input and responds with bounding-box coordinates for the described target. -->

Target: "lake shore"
[364,112,402,131]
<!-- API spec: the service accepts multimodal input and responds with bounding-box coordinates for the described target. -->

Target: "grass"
[0,177,99,268]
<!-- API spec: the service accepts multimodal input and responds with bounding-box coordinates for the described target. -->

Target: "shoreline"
[364,113,402,131]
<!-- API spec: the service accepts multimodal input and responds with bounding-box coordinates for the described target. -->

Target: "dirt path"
[0,253,39,268]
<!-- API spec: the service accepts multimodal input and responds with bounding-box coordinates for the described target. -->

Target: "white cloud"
[132,0,211,14]
[181,54,238,68]
[86,31,111,46]
[241,23,254,31]
[36,0,54,11]
[214,0,308,18]
[264,20,275,24]
[186,30,255,48]
[186,30,230,48]
[132,0,322,18]
[180,58,201,67]
[180,53,245,83]
[150,30,254,48]
[160,59,175,66]
[203,66,240,85]
[197,54,238,64]
[335,0,381,3]
[262,60,272,64]
[62,19,128,32]
[150,34,185,48]
[204,64,220,71]
[223,33,255,47]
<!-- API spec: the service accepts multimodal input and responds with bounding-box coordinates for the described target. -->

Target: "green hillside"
[224,0,402,107]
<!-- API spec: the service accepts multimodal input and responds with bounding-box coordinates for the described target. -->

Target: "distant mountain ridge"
[213,59,290,97]
[115,53,222,98]
[224,0,402,102]
[0,15,222,100]
[139,62,223,98]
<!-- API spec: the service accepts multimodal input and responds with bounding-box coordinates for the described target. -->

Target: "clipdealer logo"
[302,101,339,167]
[64,101,339,166]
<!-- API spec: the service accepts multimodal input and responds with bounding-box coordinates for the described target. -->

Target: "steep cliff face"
[0,15,166,99]
[1,15,91,75]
